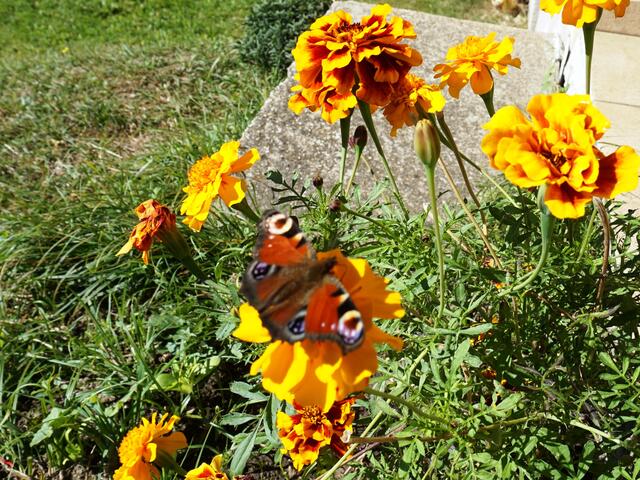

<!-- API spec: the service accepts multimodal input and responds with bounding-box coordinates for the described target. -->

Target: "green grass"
[3,1,639,479]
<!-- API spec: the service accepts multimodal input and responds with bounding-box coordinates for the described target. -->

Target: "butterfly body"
[241,210,364,353]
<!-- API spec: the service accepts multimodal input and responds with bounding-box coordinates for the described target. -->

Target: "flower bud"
[414,119,440,170]
[312,174,324,189]
[329,198,342,212]
[353,125,368,150]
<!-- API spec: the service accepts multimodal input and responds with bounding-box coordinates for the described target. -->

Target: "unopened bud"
[414,119,440,170]
[353,125,368,150]
[329,198,342,212]
[312,174,324,189]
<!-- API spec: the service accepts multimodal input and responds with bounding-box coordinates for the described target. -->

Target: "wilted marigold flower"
[541,0,630,27]
[181,141,259,232]
[481,93,640,219]
[289,4,422,123]
[117,200,177,265]
[277,398,355,471]
[433,32,521,99]
[383,74,446,137]
[233,250,404,412]
[113,413,187,480]
[185,454,228,480]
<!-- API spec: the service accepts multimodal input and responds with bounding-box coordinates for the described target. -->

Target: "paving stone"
[240,1,555,212]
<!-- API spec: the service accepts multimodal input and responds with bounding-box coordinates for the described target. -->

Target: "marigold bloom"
[277,398,356,471]
[233,250,404,411]
[540,0,630,27]
[433,33,521,99]
[383,74,446,137]
[113,413,187,480]
[289,4,422,123]
[181,141,259,231]
[481,93,640,219]
[185,454,228,480]
[117,200,177,265]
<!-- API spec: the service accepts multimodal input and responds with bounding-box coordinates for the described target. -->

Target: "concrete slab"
[592,101,640,151]
[241,1,555,212]
[598,1,640,37]
[591,31,640,108]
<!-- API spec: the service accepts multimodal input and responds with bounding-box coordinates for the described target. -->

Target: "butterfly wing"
[241,210,364,352]
[303,279,364,353]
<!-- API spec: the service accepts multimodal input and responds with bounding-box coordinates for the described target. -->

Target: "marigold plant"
[181,141,259,232]
[540,0,630,27]
[277,398,355,471]
[433,32,521,99]
[233,250,404,411]
[383,74,446,137]
[289,3,422,123]
[113,413,187,480]
[481,93,640,218]
[117,199,177,265]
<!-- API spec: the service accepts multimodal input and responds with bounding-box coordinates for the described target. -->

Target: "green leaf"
[230,428,258,476]
[598,352,620,373]
[230,382,268,402]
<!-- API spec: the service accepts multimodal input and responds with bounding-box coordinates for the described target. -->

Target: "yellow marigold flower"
[383,74,446,137]
[433,32,521,99]
[233,250,404,412]
[277,399,356,471]
[289,4,422,123]
[117,199,177,265]
[181,141,259,232]
[113,413,187,480]
[481,93,640,219]
[540,0,630,27]
[185,454,228,480]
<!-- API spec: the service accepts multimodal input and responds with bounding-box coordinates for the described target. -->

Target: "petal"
[229,148,260,174]
[594,146,640,199]
[544,182,593,219]
[233,303,272,343]
[469,66,494,95]
[217,175,246,207]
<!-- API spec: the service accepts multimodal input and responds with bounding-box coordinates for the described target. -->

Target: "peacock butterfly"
[241,210,364,353]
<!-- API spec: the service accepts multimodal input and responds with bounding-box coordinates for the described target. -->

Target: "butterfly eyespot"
[251,261,278,280]
[287,310,306,341]
[266,213,294,236]
[338,310,364,346]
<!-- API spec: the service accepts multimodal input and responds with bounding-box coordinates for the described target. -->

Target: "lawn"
[2,1,639,479]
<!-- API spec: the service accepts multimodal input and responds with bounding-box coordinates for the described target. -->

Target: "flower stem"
[577,205,597,262]
[345,140,364,196]
[315,411,383,480]
[364,387,450,427]
[434,112,488,231]
[438,160,503,268]
[339,114,352,189]
[511,204,555,292]
[357,99,409,218]
[582,9,602,95]
[424,164,446,320]
[479,85,496,117]
[232,197,260,223]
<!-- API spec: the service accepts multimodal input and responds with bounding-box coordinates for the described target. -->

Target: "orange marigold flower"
[433,32,521,99]
[383,74,446,137]
[181,141,259,232]
[277,398,356,471]
[289,4,422,123]
[233,250,404,412]
[113,413,187,480]
[481,93,640,219]
[117,200,177,265]
[540,0,630,27]
[185,454,228,480]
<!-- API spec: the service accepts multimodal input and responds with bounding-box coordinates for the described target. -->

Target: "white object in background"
[528,0,587,95]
